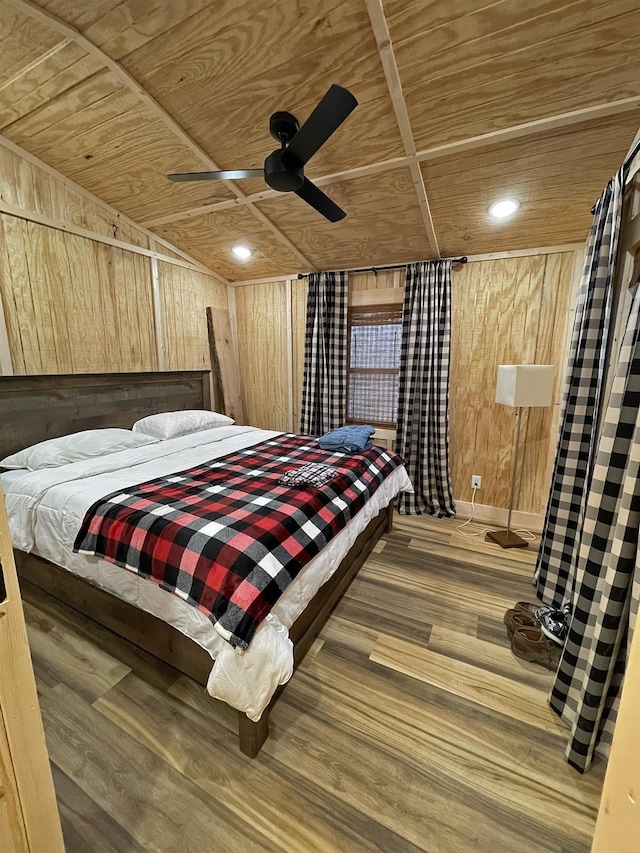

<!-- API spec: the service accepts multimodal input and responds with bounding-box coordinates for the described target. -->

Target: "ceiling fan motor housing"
[269,111,300,143]
[264,149,304,192]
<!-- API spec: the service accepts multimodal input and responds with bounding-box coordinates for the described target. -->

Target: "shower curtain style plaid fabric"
[534,174,624,606]
[396,260,455,516]
[535,134,640,772]
[552,281,640,772]
[300,271,348,435]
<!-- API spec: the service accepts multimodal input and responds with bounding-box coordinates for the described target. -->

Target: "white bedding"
[5,426,411,720]
[1,469,29,490]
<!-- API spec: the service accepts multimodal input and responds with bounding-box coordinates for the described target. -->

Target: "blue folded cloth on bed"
[318,425,375,453]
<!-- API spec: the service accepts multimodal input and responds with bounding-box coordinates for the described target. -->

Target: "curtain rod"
[296,256,468,279]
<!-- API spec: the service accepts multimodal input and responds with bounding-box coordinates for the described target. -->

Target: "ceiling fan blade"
[295,178,346,222]
[284,84,358,167]
[167,169,264,182]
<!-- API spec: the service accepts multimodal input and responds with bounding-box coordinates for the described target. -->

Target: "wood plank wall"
[0,144,227,376]
[234,252,577,517]
[158,262,224,373]
[450,253,575,514]
[234,281,290,430]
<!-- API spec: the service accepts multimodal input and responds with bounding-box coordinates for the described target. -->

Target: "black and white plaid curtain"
[534,171,625,605]
[535,135,640,772]
[396,260,455,516]
[552,279,640,772]
[300,271,348,435]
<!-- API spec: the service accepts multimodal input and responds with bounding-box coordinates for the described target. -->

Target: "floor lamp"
[486,364,555,549]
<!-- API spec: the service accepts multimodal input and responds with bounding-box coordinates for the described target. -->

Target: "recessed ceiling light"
[231,244,252,260]
[488,198,520,220]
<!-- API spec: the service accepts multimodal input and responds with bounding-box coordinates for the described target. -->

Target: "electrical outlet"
[471,475,482,489]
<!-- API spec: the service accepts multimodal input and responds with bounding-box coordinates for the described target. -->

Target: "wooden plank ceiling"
[0,0,638,281]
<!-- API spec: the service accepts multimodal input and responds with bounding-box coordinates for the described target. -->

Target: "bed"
[0,371,410,757]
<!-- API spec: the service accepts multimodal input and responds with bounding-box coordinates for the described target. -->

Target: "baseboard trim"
[455,499,543,533]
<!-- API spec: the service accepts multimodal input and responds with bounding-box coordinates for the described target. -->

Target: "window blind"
[347,305,403,426]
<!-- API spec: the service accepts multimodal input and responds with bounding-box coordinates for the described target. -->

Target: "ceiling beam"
[3,0,315,271]
[0,37,71,93]
[416,96,640,162]
[140,95,640,229]
[363,0,439,258]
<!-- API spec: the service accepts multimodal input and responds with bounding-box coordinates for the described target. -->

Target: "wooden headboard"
[0,371,211,461]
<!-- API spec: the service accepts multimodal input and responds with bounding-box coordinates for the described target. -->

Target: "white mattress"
[5,426,411,719]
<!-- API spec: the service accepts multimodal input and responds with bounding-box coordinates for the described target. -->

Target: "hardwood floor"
[22,515,604,853]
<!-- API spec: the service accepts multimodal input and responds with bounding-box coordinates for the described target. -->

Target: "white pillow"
[132,409,234,440]
[0,429,157,471]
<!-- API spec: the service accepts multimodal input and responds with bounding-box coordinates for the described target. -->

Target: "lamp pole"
[487,405,528,548]
[506,407,522,536]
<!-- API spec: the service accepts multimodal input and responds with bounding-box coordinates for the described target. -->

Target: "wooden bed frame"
[0,371,393,757]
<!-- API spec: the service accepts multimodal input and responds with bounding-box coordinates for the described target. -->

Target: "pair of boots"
[504,601,570,671]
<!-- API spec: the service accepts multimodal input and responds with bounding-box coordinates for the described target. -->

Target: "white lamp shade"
[495,364,555,407]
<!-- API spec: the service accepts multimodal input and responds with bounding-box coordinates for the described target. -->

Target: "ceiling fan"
[167,84,358,222]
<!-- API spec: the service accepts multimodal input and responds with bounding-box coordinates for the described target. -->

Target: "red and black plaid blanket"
[74,434,403,650]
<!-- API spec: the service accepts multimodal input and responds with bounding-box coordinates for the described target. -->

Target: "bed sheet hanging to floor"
[5,425,411,720]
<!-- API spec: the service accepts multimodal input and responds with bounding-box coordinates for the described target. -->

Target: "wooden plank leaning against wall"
[0,143,228,378]
[0,490,64,853]
[232,250,579,523]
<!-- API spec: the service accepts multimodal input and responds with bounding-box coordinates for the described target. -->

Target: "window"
[347,305,403,427]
